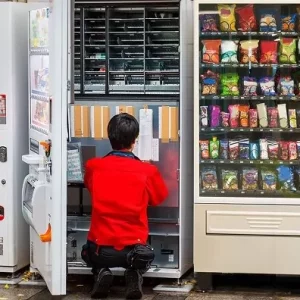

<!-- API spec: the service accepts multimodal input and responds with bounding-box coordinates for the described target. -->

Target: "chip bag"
[279,38,296,64]
[200,14,218,32]
[218,4,236,32]
[222,169,239,190]
[260,41,278,64]
[240,40,259,64]
[221,40,239,63]
[220,73,239,96]
[202,40,221,64]
[260,9,278,32]
[281,14,297,32]
[235,5,257,31]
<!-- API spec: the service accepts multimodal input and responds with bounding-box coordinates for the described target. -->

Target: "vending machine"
[0,2,42,275]
[194,0,300,289]
[21,0,193,296]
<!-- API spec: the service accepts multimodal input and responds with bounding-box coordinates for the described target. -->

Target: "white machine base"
[153,284,194,293]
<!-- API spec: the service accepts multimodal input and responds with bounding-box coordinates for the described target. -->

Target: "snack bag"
[281,14,297,32]
[278,77,295,96]
[289,109,297,128]
[257,103,268,127]
[202,40,221,64]
[220,73,239,96]
[260,41,278,64]
[218,4,236,32]
[250,142,259,160]
[222,169,238,190]
[200,14,218,32]
[242,168,258,190]
[210,137,220,159]
[260,139,269,159]
[259,77,276,96]
[277,165,296,191]
[267,107,278,128]
[239,105,249,127]
[201,167,218,190]
[220,139,229,159]
[260,9,278,32]
[221,112,230,127]
[235,5,257,31]
[221,40,239,63]
[240,40,259,64]
[201,70,219,95]
[279,141,289,160]
[199,140,209,159]
[279,38,296,64]
[261,169,277,191]
[239,138,250,159]
[209,105,221,127]
[200,106,208,127]
[268,140,279,159]
[289,141,297,160]
[243,77,257,96]
[297,6,300,32]
[249,109,258,128]
[229,140,239,160]
[228,104,240,128]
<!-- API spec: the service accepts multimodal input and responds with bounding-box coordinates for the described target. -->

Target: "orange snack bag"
[239,105,250,127]
[202,40,221,64]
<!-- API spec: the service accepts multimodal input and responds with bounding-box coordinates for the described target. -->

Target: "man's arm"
[146,167,168,206]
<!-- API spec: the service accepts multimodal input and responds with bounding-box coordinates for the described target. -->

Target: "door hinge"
[67,80,71,91]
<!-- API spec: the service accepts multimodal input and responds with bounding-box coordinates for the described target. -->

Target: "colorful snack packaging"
[240,40,259,64]
[229,139,239,160]
[243,77,257,96]
[200,106,208,127]
[228,104,240,128]
[257,103,268,128]
[278,77,295,96]
[221,112,230,127]
[239,138,250,160]
[222,169,238,190]
[297,109,300,126]
[281,14,297,32]
[259,9,278,32]
[239,105,249,127]
[218,4,236,32]
[209,105,221,127]
[221,40,239,63]
[201,167,218,190]
[277,103,288,128]
[201,70,219,95]
[261,169,277,191]
[250,142,259,160]
[242,168,258,190]
[277,165,296,191]
[260,41,278,64]
[279,141,289,160]
[249,109,258,128]
[289,109,297,128]
[260,139,269,159]
[297,6,300,31]
[289,141,297,160]
[259,77,276,96]
[199,140,209,159]
[268,140,279,159]
[267,107,278,128]
[202,40,221,64]
[200,14,218,32]
[235,5,257,32]
[220,139,229,159]
[297,141,300,159]
[279,38,296,64]
[221,73,239,96]
[210,137,220,159]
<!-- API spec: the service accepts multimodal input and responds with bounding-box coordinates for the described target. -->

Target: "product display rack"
[194,0,300,290]
[67,0,194,279]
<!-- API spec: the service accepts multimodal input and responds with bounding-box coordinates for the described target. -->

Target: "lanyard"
[105,150,140,161]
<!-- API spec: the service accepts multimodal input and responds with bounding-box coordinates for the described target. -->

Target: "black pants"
[81,241,155,274]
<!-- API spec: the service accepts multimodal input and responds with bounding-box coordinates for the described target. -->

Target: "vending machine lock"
[0,146,7,162]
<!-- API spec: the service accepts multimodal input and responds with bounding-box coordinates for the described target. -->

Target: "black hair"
[107,113,139,150]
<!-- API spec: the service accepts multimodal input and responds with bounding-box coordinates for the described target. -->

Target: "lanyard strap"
[105,150,140,160]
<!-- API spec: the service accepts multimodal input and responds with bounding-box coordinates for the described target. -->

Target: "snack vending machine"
[194,0,300,289]
[0,2,41,275]
[21,0,193,296]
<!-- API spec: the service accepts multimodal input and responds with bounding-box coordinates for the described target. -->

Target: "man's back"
[85,154,168,250]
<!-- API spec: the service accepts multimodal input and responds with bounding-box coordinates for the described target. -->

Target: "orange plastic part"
[40,223,52,243]
[40,141,50,153]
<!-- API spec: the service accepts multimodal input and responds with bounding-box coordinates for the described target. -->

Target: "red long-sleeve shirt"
[84,154,168,250]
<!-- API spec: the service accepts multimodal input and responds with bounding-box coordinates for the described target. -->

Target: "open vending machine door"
[21,0,71,295]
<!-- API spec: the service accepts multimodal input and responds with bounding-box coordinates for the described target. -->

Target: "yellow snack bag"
[218,4,236,32]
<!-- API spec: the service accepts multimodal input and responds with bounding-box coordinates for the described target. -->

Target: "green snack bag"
[210,137,219,159]
[279,38,296,64]
[221,73,240,96]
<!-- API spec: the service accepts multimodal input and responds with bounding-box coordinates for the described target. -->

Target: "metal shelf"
[200,127,300,133]
[200,159,300,166]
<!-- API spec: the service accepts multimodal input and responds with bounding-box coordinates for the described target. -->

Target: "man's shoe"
[91,268,113,299]
[125,269,143,299]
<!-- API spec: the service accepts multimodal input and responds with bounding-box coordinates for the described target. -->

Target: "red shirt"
[84,153,168,250]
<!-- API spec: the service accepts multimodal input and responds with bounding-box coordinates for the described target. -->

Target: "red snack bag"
[267,107,278,128]
[199,140,210,159]
[249,109,258,128]
[289,142,297,160]
[235,5,257,31]
[202,40,221,64]
[279,141,289,160]
[260,41,278,64]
